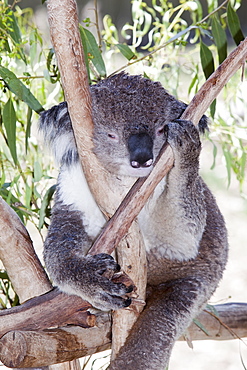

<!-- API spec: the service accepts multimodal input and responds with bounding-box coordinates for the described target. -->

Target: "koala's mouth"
[121,163,154,178]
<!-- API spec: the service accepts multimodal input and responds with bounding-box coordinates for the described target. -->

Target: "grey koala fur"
[39,72,228,370]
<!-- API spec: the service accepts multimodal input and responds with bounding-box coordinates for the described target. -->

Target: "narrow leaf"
[116,44,136,60]
[79,28,90,83]
[210,98,216,119]
[227,3,245,46]
[211,15,227,64]
[200,41,215,79]
[33,161,42,182]
[193,318,210,336]
[5,9,26,63]
[223,146,232,188]
[79,26,106,77]
[205,304,219,317]
[39,185,56,229]
[0,66,43,114]
[3,98,17,164]
[6,9,21,44]
[25,106,32,153]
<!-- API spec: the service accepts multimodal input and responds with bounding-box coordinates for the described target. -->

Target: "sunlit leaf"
[0,66,43,114]
[210,140,217,170]
[227,3,245,45]
[5,9,26,63]
[223,146,232,188]
[39,185,56,230]
[188,65,199,95]
[116,44,136,60]
[25,106,32,153]
[3,98,17,164]
[79,26,106,78]
[34,161,43,182]
[211,15,227,64]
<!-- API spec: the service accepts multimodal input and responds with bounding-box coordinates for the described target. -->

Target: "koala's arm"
[39,104,133,311]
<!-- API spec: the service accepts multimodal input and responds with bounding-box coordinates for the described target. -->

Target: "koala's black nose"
[128,133,153,168]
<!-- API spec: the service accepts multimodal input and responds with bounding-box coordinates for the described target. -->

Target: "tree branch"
[1,303,247,368]
[0,197,52,303]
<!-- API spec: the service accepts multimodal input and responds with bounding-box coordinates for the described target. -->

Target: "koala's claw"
[65,253,133,311]
[165,119,201,166]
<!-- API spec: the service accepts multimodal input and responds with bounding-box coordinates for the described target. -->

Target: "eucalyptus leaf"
[200,42,216,117]
[211,15,227,64]
[34,161,43,182]
[79,26,106,78]
[116,44,136,60]
[5,8,26,63]
[25,106,32,153]
[39,185,56,230]
[193,318,210,336]
[223,146,232,188]
[210,99,216,119]
[200,41,215,79]
[227,3,245,45]
[3,98,17,164]
[0,66,43,114]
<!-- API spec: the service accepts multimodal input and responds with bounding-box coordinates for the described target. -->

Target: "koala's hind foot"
[58,253,133,311]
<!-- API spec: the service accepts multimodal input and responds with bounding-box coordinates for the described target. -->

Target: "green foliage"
[79,25,106,82]
[0,270,19,309]
[0,3,61,306]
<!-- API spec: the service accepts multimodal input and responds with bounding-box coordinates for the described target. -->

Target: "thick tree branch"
[1,303,247,368]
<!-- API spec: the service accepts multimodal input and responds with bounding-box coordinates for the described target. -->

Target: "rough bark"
[0,197,52,303]
[46,0,147,358]
[0,316,112,368]
[0,288,94,338]
[0,199,81,370]
[1,303,247,368]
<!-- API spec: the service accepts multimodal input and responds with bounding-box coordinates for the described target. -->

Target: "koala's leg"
[109,277,209,370]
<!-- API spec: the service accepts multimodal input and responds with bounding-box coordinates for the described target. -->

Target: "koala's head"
[90,72,182,178]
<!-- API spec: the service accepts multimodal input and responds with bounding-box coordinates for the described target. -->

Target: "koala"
[39,72,228,370]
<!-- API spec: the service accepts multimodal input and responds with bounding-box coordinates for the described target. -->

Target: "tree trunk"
[46,0,147,358]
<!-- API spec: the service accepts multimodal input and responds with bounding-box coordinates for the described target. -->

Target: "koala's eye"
[156,125,165,136]
[108,132,119,142]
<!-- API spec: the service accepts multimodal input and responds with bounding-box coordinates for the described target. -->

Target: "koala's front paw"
[75,254,133,311]
[164,119,201,167]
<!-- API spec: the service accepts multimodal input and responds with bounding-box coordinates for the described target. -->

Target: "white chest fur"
[58,162,106,239]
[58,163,202,262]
